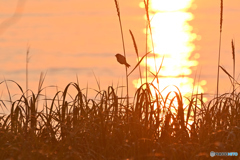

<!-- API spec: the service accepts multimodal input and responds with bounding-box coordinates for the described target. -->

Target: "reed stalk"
[144,0,149,84]
[129,30,142,85]
[145,18,148,85]
[144,0,157,76]
[231,39,235,97]
[114,0,129,119]
[217,0,223,102]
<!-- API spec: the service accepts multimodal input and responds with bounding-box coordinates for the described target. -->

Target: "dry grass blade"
[129,30,139,58]
[185,97,194,126]
[38,72,47,93]
[231,39,235,60]
[150,56,165,84]
[114,0,120,17]
[113,0,125,57]
[113,0,128,115]
[92,70,101,92]
[0,80,24,94]
[129,29,142,84]
[173,91,185,129]
[26,46,30,100]
[3,78,13,106]
[217,0,223,101]
[144,0,157,75]
[127,51,151,77]
[219,66,236,86]
[231,39,235,97]
[220,0,223,32]
[0,98,7,111]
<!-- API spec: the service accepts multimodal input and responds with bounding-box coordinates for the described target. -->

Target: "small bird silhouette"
[115,53,130,68]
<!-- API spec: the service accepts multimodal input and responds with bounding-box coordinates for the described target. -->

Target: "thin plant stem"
[26,46,30,103]
[129,30,142,85]
[217,0,223,103]
[114,0,129,119]
[231,39,235,98]
[145,21,148,85]
[144,0,157,76]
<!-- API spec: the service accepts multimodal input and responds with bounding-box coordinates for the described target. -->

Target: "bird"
[115,53,130,68]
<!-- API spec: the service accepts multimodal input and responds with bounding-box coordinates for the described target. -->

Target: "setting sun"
[135,0,206,98]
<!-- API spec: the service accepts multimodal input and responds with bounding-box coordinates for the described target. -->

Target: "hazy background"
[0,0,240,102]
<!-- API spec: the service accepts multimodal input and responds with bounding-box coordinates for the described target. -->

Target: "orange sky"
[0,0,240,102]
[190,0,240,96]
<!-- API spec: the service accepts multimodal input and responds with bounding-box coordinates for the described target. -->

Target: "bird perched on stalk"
[115,53,130,68]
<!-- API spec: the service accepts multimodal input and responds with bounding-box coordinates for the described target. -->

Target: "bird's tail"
[126,63,130,68]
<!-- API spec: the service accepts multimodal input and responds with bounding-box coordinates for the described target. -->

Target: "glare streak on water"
[135,0,206,101]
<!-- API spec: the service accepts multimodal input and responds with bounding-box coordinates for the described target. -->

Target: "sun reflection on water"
[134,0,206,100]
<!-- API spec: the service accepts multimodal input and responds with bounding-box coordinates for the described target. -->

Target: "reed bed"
[0,79,240,159]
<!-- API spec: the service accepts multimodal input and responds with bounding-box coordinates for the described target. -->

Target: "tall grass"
[114,0,129,120]
[26,46,30,101]
[1,76,240,159]
[216,0,223,101]
[231,39,235,98]
[129,29,142,85]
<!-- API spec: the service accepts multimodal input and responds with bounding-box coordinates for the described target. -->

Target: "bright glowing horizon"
[135,0,206,100]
